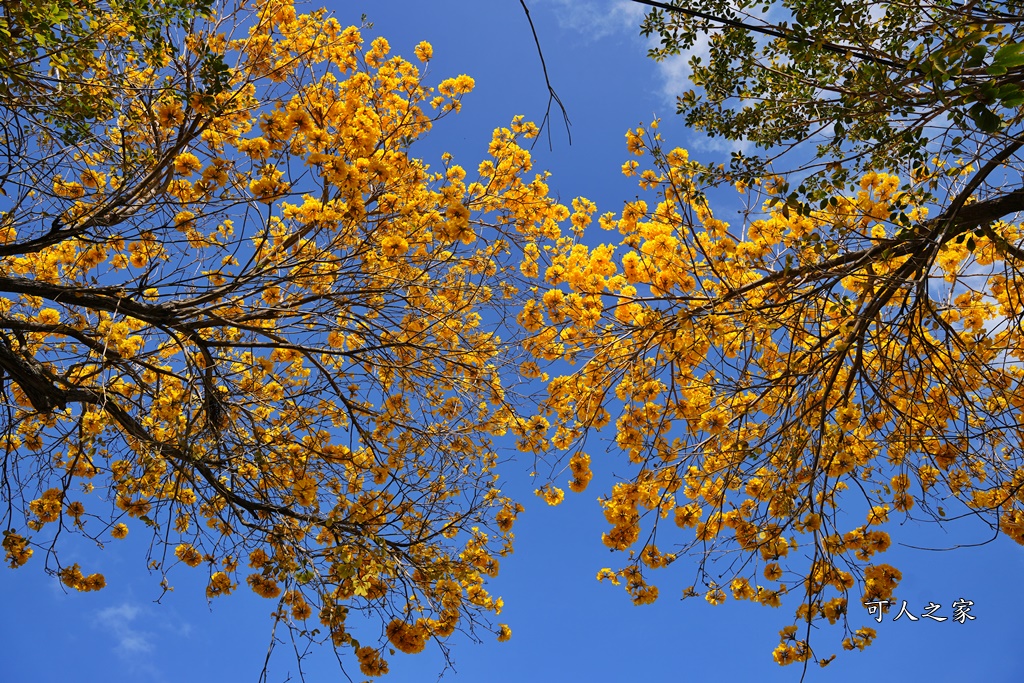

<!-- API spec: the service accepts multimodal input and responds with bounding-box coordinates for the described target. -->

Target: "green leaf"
[993,42,1024,69]
[969,103,1001,132]
[998,84,1024,108]
[965,44,988,68]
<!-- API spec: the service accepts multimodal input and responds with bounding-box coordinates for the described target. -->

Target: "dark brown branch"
[0,333,68,412]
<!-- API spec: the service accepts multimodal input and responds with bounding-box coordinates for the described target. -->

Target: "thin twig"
[519,0,572,149]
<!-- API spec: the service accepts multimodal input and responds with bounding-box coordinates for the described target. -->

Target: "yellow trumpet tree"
[525,119,1024,667]
[0,0,567,675]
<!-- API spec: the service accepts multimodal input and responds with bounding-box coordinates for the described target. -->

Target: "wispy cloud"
[649,44,709,106]
[534,0,710,107]
[536,0,645,41]
[96,602,155,656]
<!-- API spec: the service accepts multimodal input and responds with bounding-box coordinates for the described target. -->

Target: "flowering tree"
[11,0,1024,675]
[527,123,1024,665]
[0,0,568,676]
[521,0,1024,670]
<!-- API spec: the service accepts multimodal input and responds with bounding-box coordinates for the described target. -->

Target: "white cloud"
[650,42,709,105]
[97,602,155,656]
[533,0,709,107]
[536,0,645,41]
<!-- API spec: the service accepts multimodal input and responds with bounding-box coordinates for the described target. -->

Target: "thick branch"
[947,186,1024,229]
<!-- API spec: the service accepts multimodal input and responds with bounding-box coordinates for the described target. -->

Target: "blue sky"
[4,1,1024,681]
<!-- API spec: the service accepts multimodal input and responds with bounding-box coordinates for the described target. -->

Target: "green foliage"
[641,0,1024,204]
[0,0,216,142]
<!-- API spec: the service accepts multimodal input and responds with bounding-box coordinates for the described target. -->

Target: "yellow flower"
[705,587,726,605]
[292,600,312,620]
[438,74,475,97]
[111,523,129,539]
[414,41,433,62]
[29,489,62,523]
[730,577,754,600]
[386,619,428,654]
[206,571,234,598]
[381,235,410,257]
[173,210,196,228]
[497,623,511,642]
[356,646,389,677]
[625,129,645,155]
[155,101,184,127]
[756,586,783,608]
[287,109,313,133]
[173,152,202,176]
[2,531,33,567]
[175,543,203,567]
[58,563,105,591]
[293,477,317,506]
[366,36,391,67]
[698,408,728,434]
[773,643,796,666]
[37,308,60,325]
[53,176,85,199]
[535,485,564,506]
[866,505,890,525]
[247,573,281,599]
[80,169,106,189]
[674,503,702,528]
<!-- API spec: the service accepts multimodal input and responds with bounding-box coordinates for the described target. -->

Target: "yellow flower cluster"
[535,484,564,506]
[58,563,106,592]
[2,531,32,568]
[247,573,282,599]
[174,543,204,568]
[357,646,389,677]
[385,619,428,654]
[206,572,234,598]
